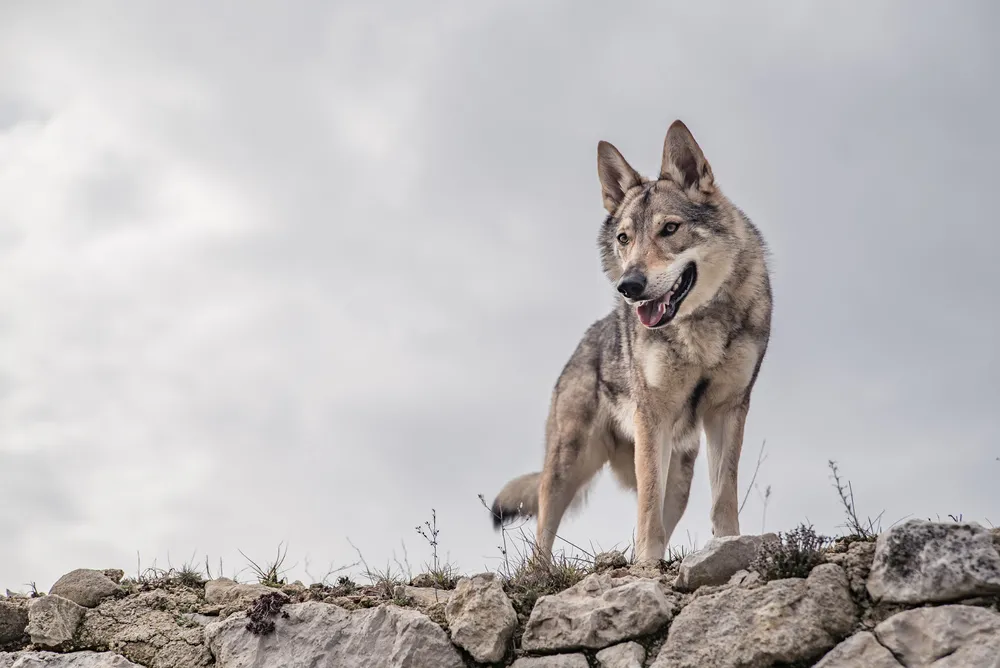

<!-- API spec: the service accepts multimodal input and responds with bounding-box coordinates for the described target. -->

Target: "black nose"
[616,272,646,300]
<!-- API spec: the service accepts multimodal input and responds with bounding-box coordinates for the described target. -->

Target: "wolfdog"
[489,120,772,564]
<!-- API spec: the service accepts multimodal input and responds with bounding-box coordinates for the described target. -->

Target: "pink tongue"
[637,300,667,327]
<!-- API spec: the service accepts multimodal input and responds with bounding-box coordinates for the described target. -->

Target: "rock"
[867,519,1000,604]
[874,604,1000,668]
[596,641,646,668]
[674,534,774,591]
[0,651,143,667]
[49,571,120,609]
[511,655,589,668]
[651,563,857,668]
[444,573,516,663]
[825,539,876,599]
[594,552,629,572]
[726,570,760,587]
[205,601,465,668]
[203,578,282,617]
[26,596,86,649]
[0,602,28,645]
[101,571,125,586]
[522,574,677,651]
[77,588,213,668]
[392,585,453,608]
[813,632,902,668]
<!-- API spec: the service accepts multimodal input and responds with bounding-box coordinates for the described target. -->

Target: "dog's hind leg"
[535,423,607,564]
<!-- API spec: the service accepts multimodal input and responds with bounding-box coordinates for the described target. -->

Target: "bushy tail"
[489,472,540,530]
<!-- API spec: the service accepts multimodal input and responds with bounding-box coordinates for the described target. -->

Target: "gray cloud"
[1,1,997,591]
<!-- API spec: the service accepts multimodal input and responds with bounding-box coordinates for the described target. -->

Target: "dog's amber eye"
[661,222,680,236]
[616,232,629,245]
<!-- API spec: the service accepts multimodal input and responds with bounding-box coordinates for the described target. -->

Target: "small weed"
[828,460,884,541]
[415,509,460,589]
[753,523,831,581]
[239,543,293,588]
[347,538,407,601]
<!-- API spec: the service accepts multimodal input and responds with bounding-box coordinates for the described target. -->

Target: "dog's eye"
[661,222,680,236]
[616,232,629,245]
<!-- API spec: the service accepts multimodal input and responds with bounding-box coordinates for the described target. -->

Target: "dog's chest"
[639,319,727,386]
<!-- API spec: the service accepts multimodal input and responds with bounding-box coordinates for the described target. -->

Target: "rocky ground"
[2,519,999,667]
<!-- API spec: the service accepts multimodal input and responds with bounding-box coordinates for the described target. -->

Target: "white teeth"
[657,302,666,316]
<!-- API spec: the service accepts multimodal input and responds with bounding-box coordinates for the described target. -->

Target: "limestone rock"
[813,632,902,668]
[674,534,774,591]
[203,578,282,617]
[652,563,857,668]
[593,552,629,572]
[874,604,1000,668]
[867,519,1000,604]
[0,652,142,667]
[27,597,86,650]
[49,571,120,609]
[76,588,213,668]
[0,603,28,645]
[444,573,516,663]
[392,585,452,608]
[596,641,646,668]
[825,539,876,599]
[511,655,589,668]
[205,601,464,668]
[521,574,677,651]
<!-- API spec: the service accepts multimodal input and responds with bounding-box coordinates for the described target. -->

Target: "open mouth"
[636,263,697,328]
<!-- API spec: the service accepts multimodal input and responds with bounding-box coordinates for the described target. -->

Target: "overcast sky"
[1,2,998,591]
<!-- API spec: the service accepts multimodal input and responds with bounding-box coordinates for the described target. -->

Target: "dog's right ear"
[597,141,642,213]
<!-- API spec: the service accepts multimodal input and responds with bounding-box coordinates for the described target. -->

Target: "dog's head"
[597,120,741,329]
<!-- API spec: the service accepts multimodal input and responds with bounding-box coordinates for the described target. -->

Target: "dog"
[489,120,772,564]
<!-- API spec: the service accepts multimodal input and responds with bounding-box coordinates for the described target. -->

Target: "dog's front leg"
[704,402,748,537]
[634,408,666,563]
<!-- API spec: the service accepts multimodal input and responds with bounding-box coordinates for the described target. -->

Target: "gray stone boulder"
[511,655,589,668]
[521,574,677,651]
[652,563,857,668]
[813,632,902,668]
[867,520,1000,604]
[444,573,516,663]
[76,587,213,668]
[205,601,465,668]
[0,603,28,645]
[203,578,279,616]
[0,652,142,667]
[392,585,452,608]
[674,534,775,591]
[49,571,120,609]
[26,597,86,650]
[596,641,646,668]
[874,604,1000,667]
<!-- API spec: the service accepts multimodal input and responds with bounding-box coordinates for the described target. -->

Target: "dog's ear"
[597,141,642,213]
[660,120,715,198]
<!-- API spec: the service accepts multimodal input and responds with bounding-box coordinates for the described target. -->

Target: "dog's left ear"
[660,120,715,199]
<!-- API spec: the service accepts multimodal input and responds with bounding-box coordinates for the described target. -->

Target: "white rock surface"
[444,573,516,663]
[0,652,141,667]
[511,655,589,668]
[874,604,1000,668]
[867,520,1000,604]
[205,600,464,668]
[674,534,774,591]
[652,564,857,668]
[26,597,86,650]
[813,632,902,668]
[596,641,646,668]
[521,574,677,651]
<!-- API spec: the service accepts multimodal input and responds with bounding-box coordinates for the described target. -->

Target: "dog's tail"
[489,472,540,530]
